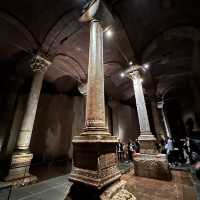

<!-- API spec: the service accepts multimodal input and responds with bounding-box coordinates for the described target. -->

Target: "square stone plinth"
[133,153,171,181]
[69,135,121,189]
[5,152,37,186]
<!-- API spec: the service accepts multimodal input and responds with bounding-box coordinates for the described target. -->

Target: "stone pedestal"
[70,135,121,189]
[5,152,37,186]
[66,180,135,200]
[134,154,171,181]
[138,134,157,154]
[134,133,171,180]
[100,180,136,200]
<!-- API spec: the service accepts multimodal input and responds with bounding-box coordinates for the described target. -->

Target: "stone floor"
[0,175,72,200]
[0,167,199,200]
[123,170,197,200]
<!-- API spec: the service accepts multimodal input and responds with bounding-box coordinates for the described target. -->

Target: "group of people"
[164,137,192,166]
[116,139,140,162]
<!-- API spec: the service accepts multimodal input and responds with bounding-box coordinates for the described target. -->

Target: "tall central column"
[69,20,121,190]
[84,20,108,133]
[130,68,171,180]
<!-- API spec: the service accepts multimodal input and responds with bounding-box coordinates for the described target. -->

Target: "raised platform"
[133,153,171,181]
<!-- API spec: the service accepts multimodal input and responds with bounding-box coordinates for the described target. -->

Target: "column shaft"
[131,70,151,134]
[151,100,166,141]
[84,20,107,132]
[161,107,172,138]
[17,71,44,150]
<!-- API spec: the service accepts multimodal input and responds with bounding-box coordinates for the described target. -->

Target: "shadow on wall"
[114,103,139,143]
[30,95,83,164]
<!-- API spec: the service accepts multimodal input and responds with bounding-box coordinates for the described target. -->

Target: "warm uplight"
[120,72,125,78]
[106,29,113,38]
[143,64,149,69]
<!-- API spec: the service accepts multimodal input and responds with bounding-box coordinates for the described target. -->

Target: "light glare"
[144,64,149,69]
[120,72,125,78]
[106,29,113,37]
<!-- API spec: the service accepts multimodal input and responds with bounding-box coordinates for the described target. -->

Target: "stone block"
[4,152,37,186]
[69,135,121,189]
[133,153,171,181]
[138,134,157,154]
[100,180,136,200]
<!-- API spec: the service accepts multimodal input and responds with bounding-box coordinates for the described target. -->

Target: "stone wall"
[112,103,139,143]
[0,93,139,164]
[0,92,17,154]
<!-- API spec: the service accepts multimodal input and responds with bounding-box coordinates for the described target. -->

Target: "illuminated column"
[69,20,120,189]
[130,68,171,180]
[83,20,108,133]
[5,55,51,183]
[130,69,157,154]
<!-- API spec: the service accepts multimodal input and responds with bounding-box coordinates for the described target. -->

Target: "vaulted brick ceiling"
[0,0,200,101]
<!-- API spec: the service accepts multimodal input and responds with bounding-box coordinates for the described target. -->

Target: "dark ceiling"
[0,0,200,102]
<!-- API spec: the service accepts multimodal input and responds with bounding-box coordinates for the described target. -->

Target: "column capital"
[157,101,164,109]
[30,55,51,73]
[128,65,143,80]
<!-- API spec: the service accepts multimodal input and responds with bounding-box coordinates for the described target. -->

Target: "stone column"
[150,98,166,141]
[130,69,157,154]
[161,104,172,138]
[69,20,121,189]
[108,100,120,138]
[5,55,51,184]
[83,20,107,133]
[130,68,171,180]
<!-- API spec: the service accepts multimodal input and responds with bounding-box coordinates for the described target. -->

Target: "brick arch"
[142,25,200,62]
[45,53,86,84]
[41,9,82,57]
[0,10,38,51]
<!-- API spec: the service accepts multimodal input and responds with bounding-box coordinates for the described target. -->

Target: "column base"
[133,153,171,181]
[65,180,135,200]
[69,134,121,189]
[4,152,37,186]
[138,133,158,154]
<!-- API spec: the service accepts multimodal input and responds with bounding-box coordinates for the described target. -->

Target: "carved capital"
[127,65,142,80]
[157,101,164,109]
[129,69,141,80]
[30,55,51,72]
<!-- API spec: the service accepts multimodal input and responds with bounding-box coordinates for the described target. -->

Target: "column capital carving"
[157,101,164,109]
[30,55,51,72]
[129,69,141,80]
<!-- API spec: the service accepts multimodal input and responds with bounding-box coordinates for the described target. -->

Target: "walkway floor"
[0,169,199,200]
[123,170,197,200]
[0,175,72,200]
